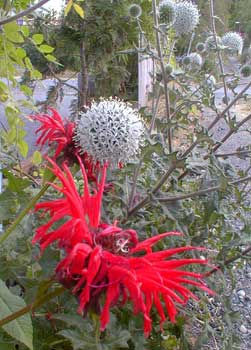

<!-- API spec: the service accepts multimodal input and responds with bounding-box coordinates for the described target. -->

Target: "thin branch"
[156,175,251,202]
[212,113,251,153]
[205,246,251,277]
[215,150,251,158]
[0,0,51,26]
[152,0,172,153]
[209,0,230,117]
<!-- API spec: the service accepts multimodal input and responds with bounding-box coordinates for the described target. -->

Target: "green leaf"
[45,54,57,62]
[2,170,31,193]
[73,3,85,18]
[21,26,29,38]
[39,45,55,54]
[16,48,26,60]
[17,139,29,158]
[32,34,44,45]
[3,22,24,43]
[64,0,73,16]
[0,279,33,350]
[32,151,42,165]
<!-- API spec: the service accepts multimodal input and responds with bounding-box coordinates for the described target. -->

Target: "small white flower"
[128,4,142,19]
[188,52,203,67]
[173,1,200,36]
[158,0,176,24]
[74,99,144,166]
[205,35,222,52]
[222,32,243,55]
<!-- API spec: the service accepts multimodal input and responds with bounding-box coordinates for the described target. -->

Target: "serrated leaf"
[0,279,33,350]
[64,0,73,16]
[2,170,31,193]
[32,34,44,45]
[73,3,85,18]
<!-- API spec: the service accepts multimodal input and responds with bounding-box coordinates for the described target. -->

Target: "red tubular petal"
[131,231,182,254]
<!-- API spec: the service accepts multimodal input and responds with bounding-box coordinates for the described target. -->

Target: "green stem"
[0,175,55,245]
[92,314,101,350]
[0,286,65,327]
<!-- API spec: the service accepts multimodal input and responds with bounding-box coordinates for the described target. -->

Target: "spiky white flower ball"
[205,35,222,52]
[158,0,176,24]
[173,1,200,36]
[188,52,203,67]
[128,4,142,19]
[74,99,144,166]
[205,74,216,88]
[222,32,243,55]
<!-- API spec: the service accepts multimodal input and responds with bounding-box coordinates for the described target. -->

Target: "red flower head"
[32,108,97,182]
[33,158,215,337]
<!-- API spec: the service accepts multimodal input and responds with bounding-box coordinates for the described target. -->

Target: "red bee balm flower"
[33,158,215,337]
[32,108,97,182]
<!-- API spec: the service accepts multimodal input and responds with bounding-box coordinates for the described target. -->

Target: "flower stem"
[0,286,65,327]
[0,175,55,245]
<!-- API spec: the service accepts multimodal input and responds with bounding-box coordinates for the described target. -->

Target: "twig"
[156,175,251,202]
[209,0,230,117]
[215,150,251,158]
[205,245,251,277]
[152,0,172,153]
[0,0,51,26]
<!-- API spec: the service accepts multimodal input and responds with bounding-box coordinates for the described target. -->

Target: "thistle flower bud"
[196,42,205,53]
[188,52,203,67]
[205,35,222,52]
[74,99,144,166]
[182,55,191,66]
[205,74,216,88]
[158,0,176,24]
[128,4,142,19]
[173,1,200,36]
[240,65,251,78]
[222,32,243,55]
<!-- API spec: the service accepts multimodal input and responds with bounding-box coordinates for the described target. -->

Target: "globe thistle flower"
[205,35,222,52]
[240,65,251,78]
[188,52,203,67]
[196,42,205,53]
[205,74,216,88]
[33,157,215,337]
[158,0,176,24]
[222,32,243,55]
[165,64,173,75]
[182,55,191,66]
[74,99,144,166]
[128,4,142,18]
[173,1,200,36]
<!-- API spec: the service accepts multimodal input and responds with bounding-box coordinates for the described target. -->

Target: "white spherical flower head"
[158,0,176,24]
[222,32,243,55]
[128,4,142,19]
[205,35,222,52]
[74,99,144,166]
[173,1,200,36]
[189,52,203,67]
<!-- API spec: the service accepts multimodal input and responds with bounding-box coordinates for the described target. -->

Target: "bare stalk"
[152,0,172,153]
[209,0,230,117]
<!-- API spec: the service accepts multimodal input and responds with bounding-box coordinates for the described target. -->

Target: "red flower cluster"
[32,108,97,182]
[33,157,214,337]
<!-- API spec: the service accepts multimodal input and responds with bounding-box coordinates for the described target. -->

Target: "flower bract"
[205,35,222,52]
